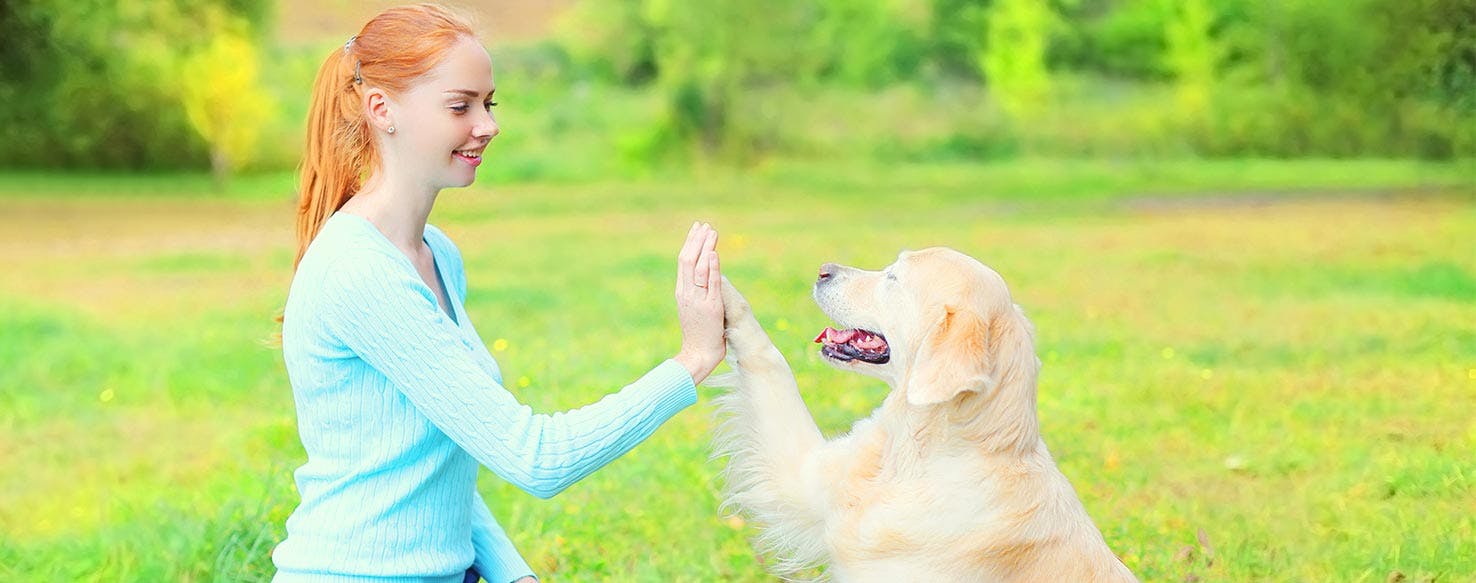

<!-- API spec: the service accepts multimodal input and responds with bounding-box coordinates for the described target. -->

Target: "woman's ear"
[363,88,394,134]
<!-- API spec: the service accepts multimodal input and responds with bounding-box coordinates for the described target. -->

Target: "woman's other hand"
[673,222,725,384]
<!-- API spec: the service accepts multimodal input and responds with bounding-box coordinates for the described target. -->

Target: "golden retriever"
[710,247,1137,582]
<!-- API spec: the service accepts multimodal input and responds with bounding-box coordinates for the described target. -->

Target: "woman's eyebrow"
[443,89,495,98]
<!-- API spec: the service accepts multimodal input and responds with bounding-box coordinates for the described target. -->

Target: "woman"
[273,4,725,582]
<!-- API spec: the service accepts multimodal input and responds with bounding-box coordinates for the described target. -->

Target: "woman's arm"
[316,224,723,498]
[320,247,693,497]
[469,491,536,582]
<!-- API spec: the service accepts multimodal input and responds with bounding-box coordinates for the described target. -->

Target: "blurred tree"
[979,0,1059,121]
[1368,0,1476,156]
[811,0,929,87]
[930,0,991,79]
[1161,0,1222,120]
[558,0,819,160]
[642,0,820,160]
[180,15,273,187]
[554,0,659,85]
[1206,0,1474,157]
[554,0,1472,160]
[1072,0,1171,79]
[0,0,274,170]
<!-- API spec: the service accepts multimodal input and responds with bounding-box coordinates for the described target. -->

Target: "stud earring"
[387,126,396,134]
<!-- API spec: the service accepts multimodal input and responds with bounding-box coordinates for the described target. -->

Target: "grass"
[0,161,1473,582]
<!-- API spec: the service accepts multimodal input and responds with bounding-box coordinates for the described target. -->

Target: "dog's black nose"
[818,263,838,282]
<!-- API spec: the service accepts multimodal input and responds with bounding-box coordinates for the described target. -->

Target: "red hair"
[293,3,477,268]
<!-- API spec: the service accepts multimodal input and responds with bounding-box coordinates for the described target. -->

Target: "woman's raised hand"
[672,222,725,384]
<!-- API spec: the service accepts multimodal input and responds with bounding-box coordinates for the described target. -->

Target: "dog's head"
[812,247,1038,407]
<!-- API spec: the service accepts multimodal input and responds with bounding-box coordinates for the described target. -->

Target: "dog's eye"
[885,271,898,281]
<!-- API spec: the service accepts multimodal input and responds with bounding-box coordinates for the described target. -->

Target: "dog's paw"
[719,276,753,322]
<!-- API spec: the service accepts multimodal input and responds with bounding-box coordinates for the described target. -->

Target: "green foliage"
[1198,0,1476,158]
[1057,0,1171,79]
[0,0,275,170]
[650,0,822,159]
[979,0,1060,122]
[928,0,992,78]
[1161,0,1221,120]
[553,1,658,85]
[181,18,275,184]
[810,0,931,87]
[4,0,1474,171]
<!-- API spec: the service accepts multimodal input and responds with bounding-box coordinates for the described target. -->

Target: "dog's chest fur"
[826,428,1025,550]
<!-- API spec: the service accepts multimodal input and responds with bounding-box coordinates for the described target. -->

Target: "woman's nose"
[474,112,499,140]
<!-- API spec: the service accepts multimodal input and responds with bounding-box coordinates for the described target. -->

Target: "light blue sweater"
[273,212,698,583]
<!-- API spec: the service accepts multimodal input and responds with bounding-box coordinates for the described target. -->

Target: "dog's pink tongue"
[813,327,856,344]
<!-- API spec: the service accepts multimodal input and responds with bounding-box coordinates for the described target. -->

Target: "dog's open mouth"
[814,327,890,364]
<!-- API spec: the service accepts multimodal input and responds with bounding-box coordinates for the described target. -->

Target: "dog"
[710,247,1137,582]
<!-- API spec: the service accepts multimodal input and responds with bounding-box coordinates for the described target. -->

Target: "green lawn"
[0,160,1473,582]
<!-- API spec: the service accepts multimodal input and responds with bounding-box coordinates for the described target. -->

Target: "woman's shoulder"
[283,216,408,339]
[295,214,403,283]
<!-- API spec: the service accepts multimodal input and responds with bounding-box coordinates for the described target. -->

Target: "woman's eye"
[450,104,468,113]
[484,101,498,110]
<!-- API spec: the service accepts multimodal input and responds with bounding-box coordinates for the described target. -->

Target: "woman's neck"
[341,171,439,253]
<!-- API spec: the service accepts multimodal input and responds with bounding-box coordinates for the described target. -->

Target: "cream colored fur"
[709,247,1137,583]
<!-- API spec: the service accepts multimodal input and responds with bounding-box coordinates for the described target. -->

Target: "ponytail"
[294,44,374,269]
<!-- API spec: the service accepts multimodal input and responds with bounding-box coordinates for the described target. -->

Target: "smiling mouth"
[814,327,890,364]
[453,149,483,166]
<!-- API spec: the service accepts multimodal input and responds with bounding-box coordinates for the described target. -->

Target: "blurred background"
[1,1,1473,582]
[3,0,1473,177]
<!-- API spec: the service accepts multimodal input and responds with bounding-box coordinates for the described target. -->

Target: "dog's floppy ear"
[904,305,992,406]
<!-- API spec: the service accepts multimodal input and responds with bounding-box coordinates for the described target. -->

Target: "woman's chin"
[441,171,478,189]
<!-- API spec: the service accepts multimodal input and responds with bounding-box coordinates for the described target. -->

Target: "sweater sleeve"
[470,492,536,583]
[318,248,697,499]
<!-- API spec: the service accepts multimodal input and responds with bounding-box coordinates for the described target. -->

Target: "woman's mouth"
[453,149,483,167]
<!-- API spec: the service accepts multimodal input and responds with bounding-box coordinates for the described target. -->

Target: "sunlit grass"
[0,163,1472,581]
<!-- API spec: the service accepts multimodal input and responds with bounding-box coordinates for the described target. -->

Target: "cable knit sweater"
[272,212,697,583]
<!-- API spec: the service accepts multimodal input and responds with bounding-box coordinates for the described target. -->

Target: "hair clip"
[345,35,364,84]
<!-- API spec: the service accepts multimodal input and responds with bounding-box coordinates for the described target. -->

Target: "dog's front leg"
[710,277,830,572]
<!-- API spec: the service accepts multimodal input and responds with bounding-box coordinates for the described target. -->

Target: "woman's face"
[384,36,499,190]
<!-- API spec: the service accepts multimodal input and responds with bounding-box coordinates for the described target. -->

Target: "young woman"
[272,5,726,582]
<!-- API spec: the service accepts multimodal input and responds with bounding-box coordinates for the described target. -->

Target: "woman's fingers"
[705,250,721,301]
[676,222,703,295]
[671,222,726,383]
[693,227,717,288]
[694,247,710,291]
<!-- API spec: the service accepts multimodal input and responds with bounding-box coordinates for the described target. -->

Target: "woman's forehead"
[420,37,494,94]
